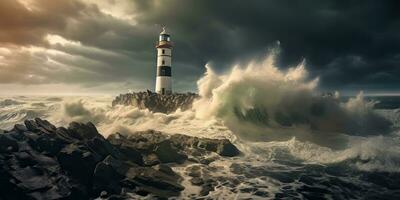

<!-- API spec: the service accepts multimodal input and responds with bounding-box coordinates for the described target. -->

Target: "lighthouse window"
[162,49,165,54]
[160,34,170,41]
[162,60,165,65]
[158,66,171,76]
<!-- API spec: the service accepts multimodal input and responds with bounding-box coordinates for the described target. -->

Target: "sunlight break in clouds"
[46,34,82,46]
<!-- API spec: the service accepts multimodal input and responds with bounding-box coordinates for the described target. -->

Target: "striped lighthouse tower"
[155,27,173,95]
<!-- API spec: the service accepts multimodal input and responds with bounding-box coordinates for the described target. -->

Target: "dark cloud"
[0,0,87,45]
[0,0,399,93]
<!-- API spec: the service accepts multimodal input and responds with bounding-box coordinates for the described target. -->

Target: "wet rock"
[55,127,77,143]
[197,138,240,157]
[93,157,124,195]
[35,118,56,132]
[199,183,214,196]
[155,140,187,164]
[190,177,204,186]
[68,121,99,140]
[0,134,18,153]
[108,131,240,166]
[1,118,240,199]
[169,134,240,157]
[13,124,27,133]
[116,142,143,165]
[86,136,122,161]
[153,164,177,177]
[112,91,198,114]
[143,153,160,166]
[24,120,39,132]
[57,144,102,186]
[128,167,185,198]
[187,165,202,178]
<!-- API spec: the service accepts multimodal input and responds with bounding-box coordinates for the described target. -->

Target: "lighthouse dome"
[159,27,171,42]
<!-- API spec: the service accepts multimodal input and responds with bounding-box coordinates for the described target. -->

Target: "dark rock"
[68,122,99,140]
[7,130,25,141]
[112,92,198,114]
[35,135,64,156]
[155,140,187,164]
[128,167,185,198]
[143,153,160,166]
[55,127,77,143]
[108,131,240,167]
[35,118,56,132]
[24,120,39,132]
[197,138,240,157]
[199,183,214,196]
[57,144,101,186]
[170,134,240,157]
[0,134,18,153]
[117,143,144,165]
[187,165,201,178]
[215,139,240,157]
[13,124,27,133]
[93,157,124,195]
[190,177,204,186]
[100,191,108,198]
[1,118,240,199]
[153,164,177,177]
[86,136,123,161]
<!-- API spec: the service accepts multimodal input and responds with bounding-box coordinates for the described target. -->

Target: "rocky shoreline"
[0,118,239,199]
[112,91,198,113]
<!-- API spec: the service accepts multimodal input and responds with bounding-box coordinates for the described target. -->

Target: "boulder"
[13,124,28,133]
[126,167,185,198]
[57,144,102,186]
[154,140,187,164]
[67,122,99,140]
[93,157,125,195]
[170,134,240,157]
[24,120,39,132]
[0,134,18,153]
[35,118,56,132]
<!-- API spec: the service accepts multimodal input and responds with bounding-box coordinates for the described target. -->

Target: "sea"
[1,54,399,199]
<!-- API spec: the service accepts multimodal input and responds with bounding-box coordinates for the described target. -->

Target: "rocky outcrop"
[0,118,240,200]
[107,130,240,166]
[112,90,198,113]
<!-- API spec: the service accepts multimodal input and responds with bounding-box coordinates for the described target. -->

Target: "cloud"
[0,0,399,94]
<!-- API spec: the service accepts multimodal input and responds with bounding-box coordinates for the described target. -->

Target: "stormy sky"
[0,0,399,95]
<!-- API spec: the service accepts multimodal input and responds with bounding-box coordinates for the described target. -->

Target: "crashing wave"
[192,51,392,138]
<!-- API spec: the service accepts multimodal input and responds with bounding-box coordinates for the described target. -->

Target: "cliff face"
[112,91,198,113]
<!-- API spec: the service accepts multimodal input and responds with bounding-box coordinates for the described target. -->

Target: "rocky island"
[112,91,198,114]
[0,118,239,199]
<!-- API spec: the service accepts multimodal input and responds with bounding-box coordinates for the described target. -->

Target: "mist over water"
[1,52,400,199]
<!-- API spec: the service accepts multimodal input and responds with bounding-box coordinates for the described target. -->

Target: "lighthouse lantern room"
[155,27,173,95]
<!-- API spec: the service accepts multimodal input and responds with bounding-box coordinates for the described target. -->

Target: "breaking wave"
[193,51,392,142]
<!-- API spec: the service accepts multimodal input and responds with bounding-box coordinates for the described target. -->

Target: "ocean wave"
[0,99,23,107]
[193,51,392,140]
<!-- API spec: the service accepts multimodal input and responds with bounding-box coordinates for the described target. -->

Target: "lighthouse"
[155,27,173,95]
